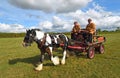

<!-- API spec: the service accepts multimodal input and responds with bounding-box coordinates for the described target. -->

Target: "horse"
[22,29,70,71]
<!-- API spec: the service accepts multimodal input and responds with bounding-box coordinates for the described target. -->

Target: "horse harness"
[36,33,47,48]
[36,33,60,48]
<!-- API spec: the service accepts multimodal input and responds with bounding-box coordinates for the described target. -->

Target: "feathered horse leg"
[59,34,68,65]
[61,48,67,65]
[48,47,60,65]
[35,49,45,71]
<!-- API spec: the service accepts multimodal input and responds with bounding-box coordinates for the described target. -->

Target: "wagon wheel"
[98,44,105,54]
[87,46,95,59]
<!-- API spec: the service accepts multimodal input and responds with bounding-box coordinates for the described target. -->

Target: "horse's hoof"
[61,60,65,65]
[34,68,42,71]
[34,64,43,71]
[53,56,60,65]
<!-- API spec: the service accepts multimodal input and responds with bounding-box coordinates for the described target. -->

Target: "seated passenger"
[83,18,96,43]
[71,21,81,40]
[86,18,96,35]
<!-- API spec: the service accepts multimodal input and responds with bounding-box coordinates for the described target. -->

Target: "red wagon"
[60,32,106,59]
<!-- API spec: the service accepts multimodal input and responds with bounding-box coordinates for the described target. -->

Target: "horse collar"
[43,33,47,41]
[37,33,47,48]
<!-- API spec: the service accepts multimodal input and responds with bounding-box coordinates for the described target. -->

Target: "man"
[71,21,81,40]
[86,18,96,35]
[84,18,96,43]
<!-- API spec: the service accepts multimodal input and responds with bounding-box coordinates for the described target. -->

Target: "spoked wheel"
[87,46,95,59]
[98,44,105,54]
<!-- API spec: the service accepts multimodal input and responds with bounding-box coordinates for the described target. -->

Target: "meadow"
[0,32,120,78]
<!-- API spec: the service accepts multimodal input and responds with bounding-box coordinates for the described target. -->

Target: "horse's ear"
[26,29,28,32]
[26,29,30,32]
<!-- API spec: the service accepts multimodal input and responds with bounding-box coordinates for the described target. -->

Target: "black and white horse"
[22,29,70,71]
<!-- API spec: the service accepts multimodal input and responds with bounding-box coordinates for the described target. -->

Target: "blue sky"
[0,0,120,32]
[94,0,120,12]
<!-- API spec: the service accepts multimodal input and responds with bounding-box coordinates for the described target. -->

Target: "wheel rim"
[100,45,104,53]
[89,48,94,58]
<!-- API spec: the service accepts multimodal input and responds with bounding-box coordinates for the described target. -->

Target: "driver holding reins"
[71,21,81,40]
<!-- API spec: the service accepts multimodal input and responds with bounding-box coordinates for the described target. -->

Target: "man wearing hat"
[71,21,81,40]
[86,18,96,35]
[85,18,96,43]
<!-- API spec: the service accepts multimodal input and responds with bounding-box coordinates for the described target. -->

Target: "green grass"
[0,32,120,78]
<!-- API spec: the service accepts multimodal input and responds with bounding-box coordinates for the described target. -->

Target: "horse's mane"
[31,29,41,31]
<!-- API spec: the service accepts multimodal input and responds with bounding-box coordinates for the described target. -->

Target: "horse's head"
[22,29,45,47]
[22,29,35,47]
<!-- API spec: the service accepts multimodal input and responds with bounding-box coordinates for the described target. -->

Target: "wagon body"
[60,35,106,59]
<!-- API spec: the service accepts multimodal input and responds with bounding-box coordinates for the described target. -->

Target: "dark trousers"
[82,32,92,43]
[71,33,77,40]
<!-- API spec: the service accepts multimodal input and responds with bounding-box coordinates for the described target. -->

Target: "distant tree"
[0,33,25,38]
[116,27,120,31]
[102,30,108,32]
[97,28,101,32]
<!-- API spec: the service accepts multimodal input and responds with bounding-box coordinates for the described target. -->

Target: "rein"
[36,33,63,48]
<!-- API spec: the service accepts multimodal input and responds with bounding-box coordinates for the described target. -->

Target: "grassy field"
[0,32,120,78]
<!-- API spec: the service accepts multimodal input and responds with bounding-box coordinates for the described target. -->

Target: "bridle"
[23,34,35,46]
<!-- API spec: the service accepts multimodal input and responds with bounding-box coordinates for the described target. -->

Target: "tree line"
[0,33,25,38]
[0,28,120,38]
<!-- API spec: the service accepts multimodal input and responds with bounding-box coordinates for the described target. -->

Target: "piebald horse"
[22,29,69,71]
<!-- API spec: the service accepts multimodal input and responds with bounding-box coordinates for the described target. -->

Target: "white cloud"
[61,3,120,31]
[0,0,120,32]
[52,16,73,31]
[35,3,120,32]
[9,0,92,13]
[38,21,53,30]
[0,23,25,33]
[37,16,73,32]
